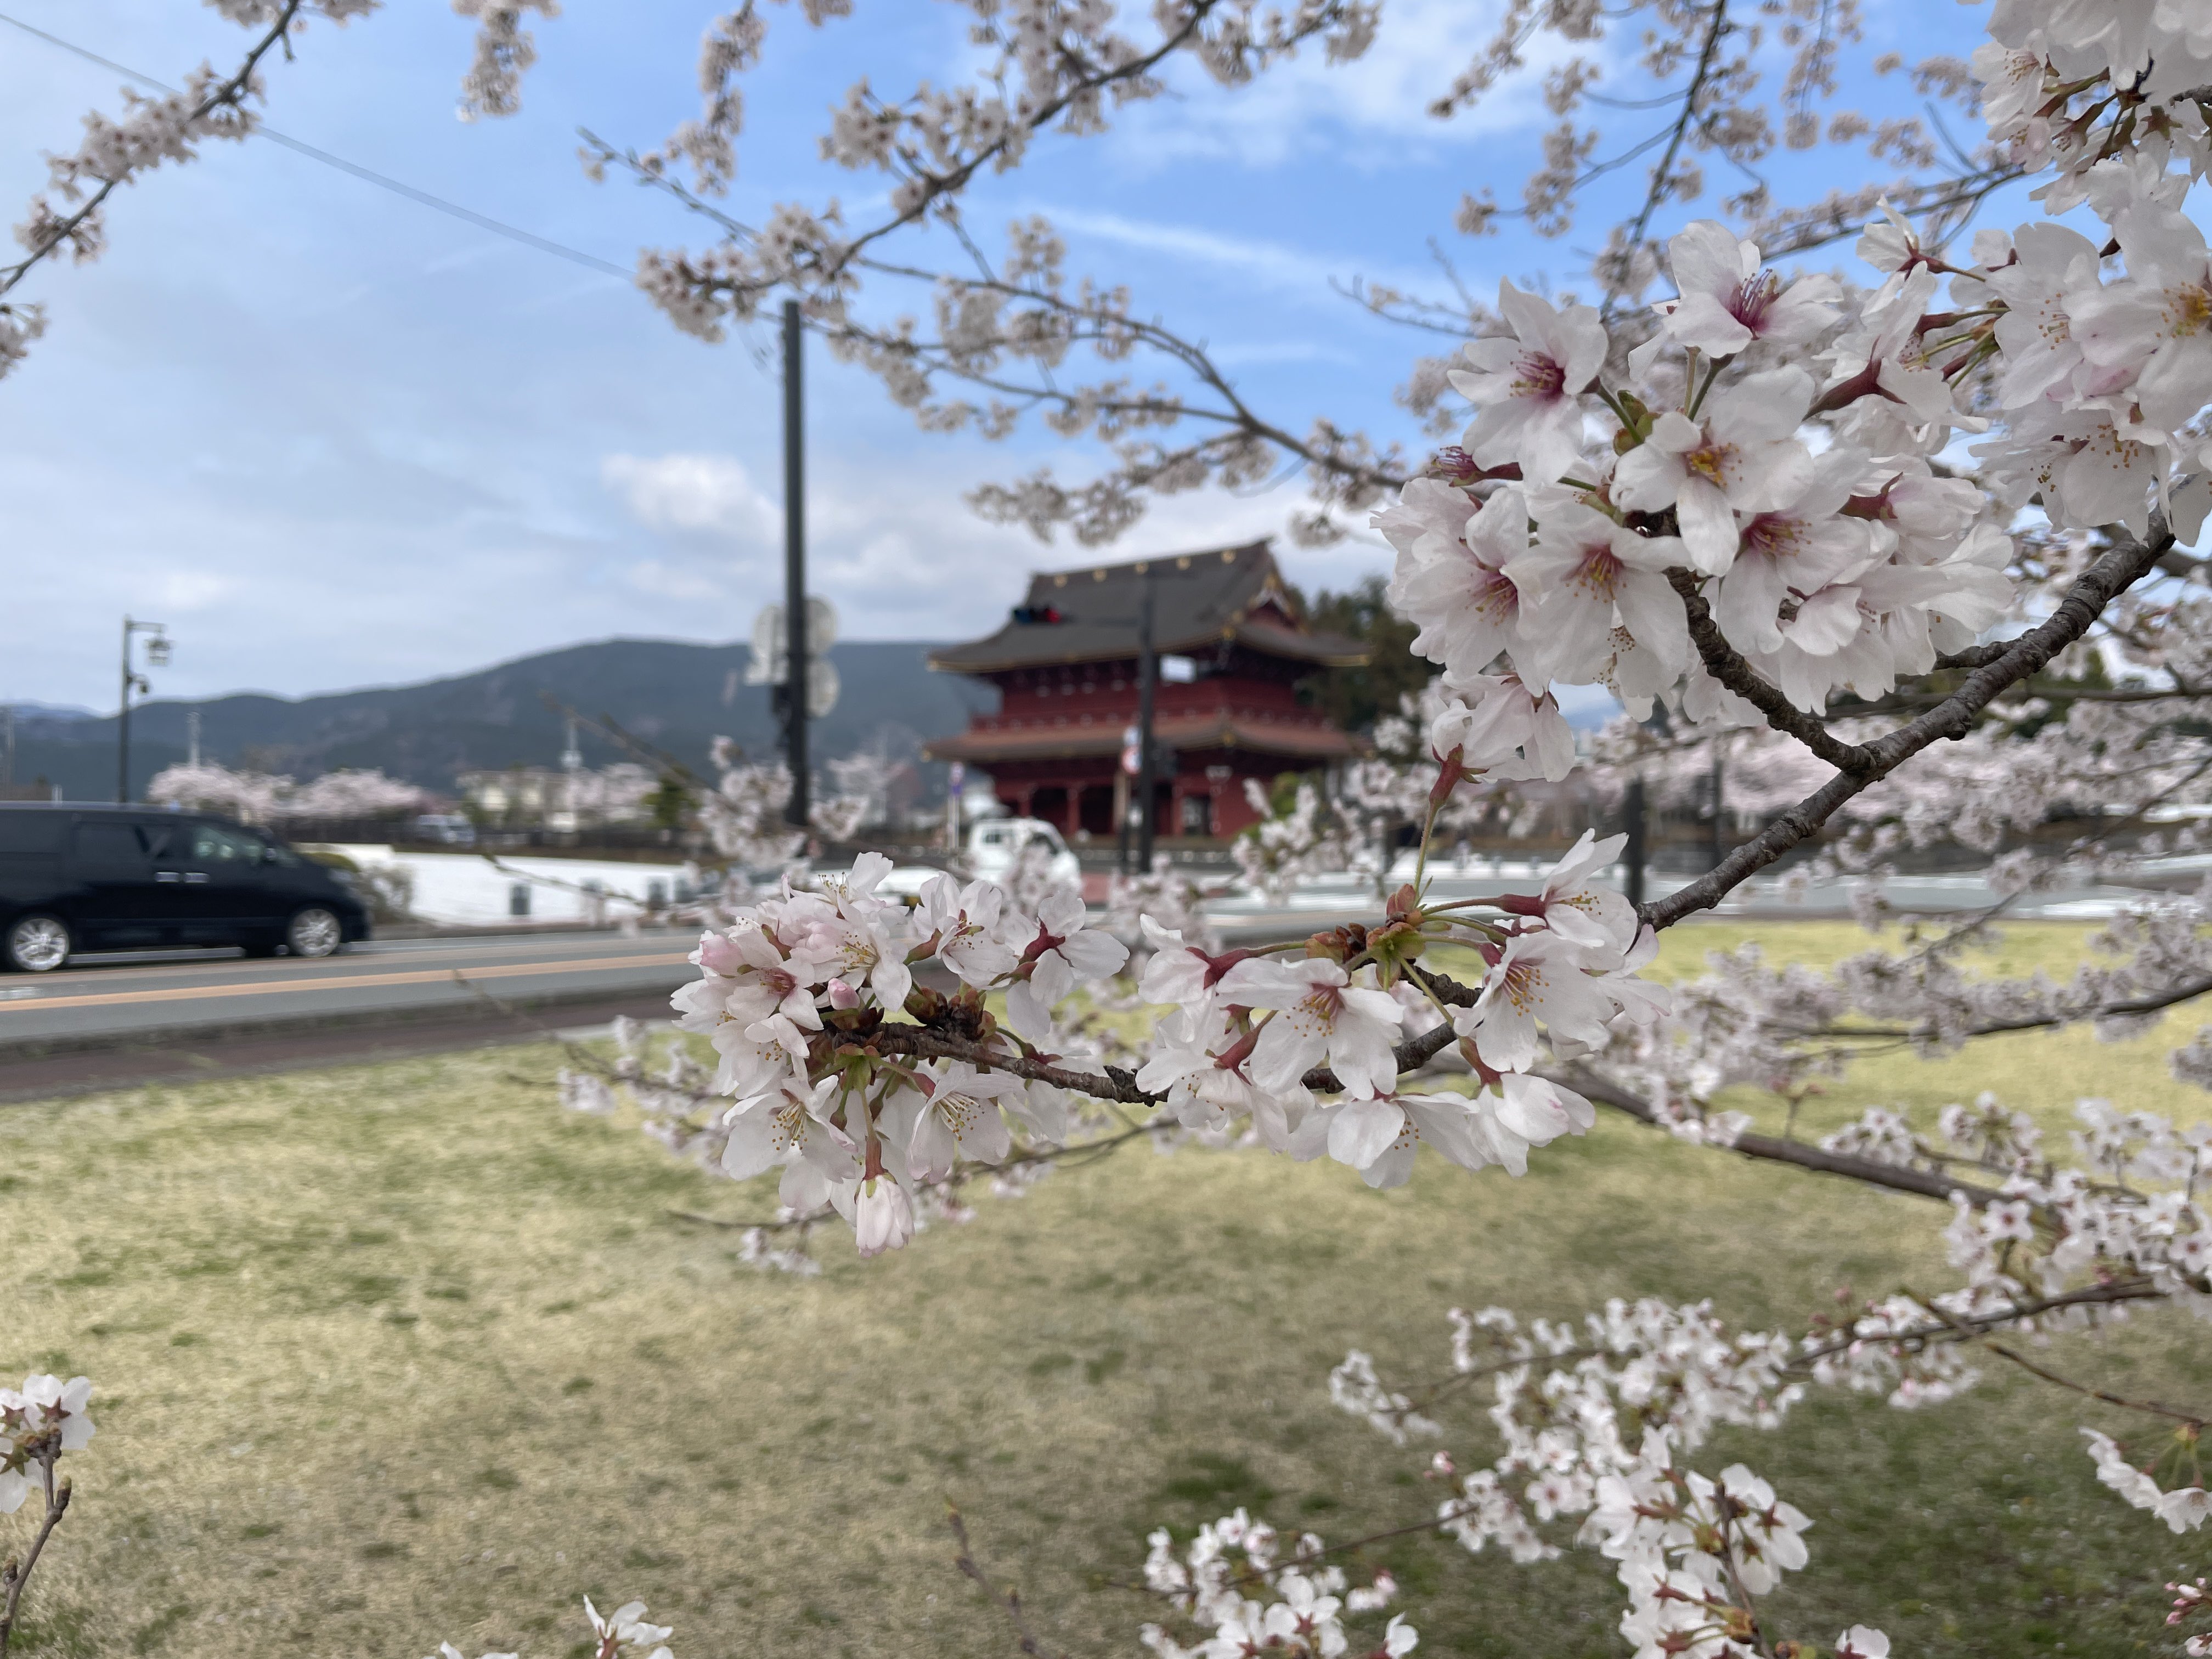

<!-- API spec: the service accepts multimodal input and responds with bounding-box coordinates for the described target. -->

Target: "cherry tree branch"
[865,1014,1465,1104]
[1383,1278,2163,1444]
[1904,1293,2209,1426]
[1641,518,2177,929]
[1667,568,1876,769]
[1801,973,2212,1043]
[0,1460,69,1659]
[0,0,305,301]
[588,141,1408,507]
[1548,1063,2012,1206]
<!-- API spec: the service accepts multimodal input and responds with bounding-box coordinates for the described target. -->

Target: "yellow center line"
[1,952,693,1012]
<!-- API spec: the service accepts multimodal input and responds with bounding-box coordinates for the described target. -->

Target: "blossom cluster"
[1314,1070,2212,1649]
[1325,1298,1906,1657]
[1,1373,93,1514]
[650,823,1668,1255]
[425,1595,672,1659]
[1138,1508,1414,1659]
[145,761,430,822]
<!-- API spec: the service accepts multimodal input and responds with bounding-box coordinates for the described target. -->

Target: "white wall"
[324,846,694,928]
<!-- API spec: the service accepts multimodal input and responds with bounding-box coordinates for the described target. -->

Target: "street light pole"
[118,615,133,804]
[782,297,809,831]
[116,616,168,803]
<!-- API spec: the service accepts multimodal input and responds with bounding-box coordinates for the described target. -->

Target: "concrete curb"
[0,978,686,1063]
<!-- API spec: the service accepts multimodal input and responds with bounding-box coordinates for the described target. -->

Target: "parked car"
[0,803,373,972]
[967,816,1083,889]
[872,816,1085,907]
[411,812,477,847]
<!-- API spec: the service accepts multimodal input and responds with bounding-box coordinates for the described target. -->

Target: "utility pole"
[782,297,809,831]
[1623,776,1648,911]
[117,616,168,804]
[187,709,201,769]
[2,706,13,787]
[1133,566,1159,871]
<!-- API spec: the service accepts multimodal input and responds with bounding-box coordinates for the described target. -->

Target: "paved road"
[0,931,703,1053]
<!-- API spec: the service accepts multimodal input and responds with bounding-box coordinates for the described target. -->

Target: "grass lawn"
[3,917,2209,1658]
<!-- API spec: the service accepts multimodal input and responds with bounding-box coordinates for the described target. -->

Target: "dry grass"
[1,917,2206,1658]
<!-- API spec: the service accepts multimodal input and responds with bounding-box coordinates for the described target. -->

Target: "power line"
[0,9,633,280]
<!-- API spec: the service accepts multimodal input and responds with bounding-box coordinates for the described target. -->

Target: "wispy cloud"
[601,452,781,540]
[1042,205,1437,303]
[1116,0,1593,169]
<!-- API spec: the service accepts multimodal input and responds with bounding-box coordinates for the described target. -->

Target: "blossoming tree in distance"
[16,0,2212,1653]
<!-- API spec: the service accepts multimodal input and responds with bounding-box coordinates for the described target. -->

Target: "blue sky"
[0,0,1995,709]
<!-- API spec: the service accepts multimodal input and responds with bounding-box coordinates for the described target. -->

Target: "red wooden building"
[924,541,1367,840]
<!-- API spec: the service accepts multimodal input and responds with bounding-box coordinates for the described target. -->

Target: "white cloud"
[601,452,781,539]
[625,557,730,602]
[154,571,236,612]
[1042,206,1435,302]
[1120,0,1592,167]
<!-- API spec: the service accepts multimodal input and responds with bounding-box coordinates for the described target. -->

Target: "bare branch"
[1641,518,2177,929]
[1550,1064,2011,1207]
[946,1504,1069,1659]
[0,1461,70,1659]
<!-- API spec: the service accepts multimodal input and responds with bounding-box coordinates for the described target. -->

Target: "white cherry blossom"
[1655,221,1839,357]
[1215,956,1405,1099]
[1504,500,1691,686]
[1611,368,1818,575]
[1450,280,1606,487]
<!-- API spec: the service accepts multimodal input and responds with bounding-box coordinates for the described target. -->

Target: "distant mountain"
[2,701,97,721]
[7,639,996,802]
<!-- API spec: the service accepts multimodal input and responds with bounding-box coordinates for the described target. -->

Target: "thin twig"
[1549,1063,2012,1206]
[0,1460,70,1659]
[946,1503,1069,1659]
[1901,1289,2207,1426]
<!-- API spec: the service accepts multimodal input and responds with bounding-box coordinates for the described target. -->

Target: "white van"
[872,816,1084,905]
[967,817,1082,889]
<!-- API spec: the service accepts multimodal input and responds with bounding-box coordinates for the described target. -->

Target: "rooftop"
[926,542,1368,675]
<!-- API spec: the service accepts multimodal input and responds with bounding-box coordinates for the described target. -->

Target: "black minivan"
[0,804,372,972]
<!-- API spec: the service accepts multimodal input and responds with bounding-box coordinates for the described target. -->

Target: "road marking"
[0,952,693,1013]
[27,939,691,987]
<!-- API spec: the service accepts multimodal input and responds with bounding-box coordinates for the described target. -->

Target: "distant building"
[458,762,656,830]
[924,542,1367,839]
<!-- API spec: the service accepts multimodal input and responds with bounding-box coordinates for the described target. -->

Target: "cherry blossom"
[1449,280,1606,487]
[1504,501,1692,686]
[1384,481,1534,675]
[1654,221,1840,357]
[1216,956,1404,1099]
[1457,932,1626,1073]
[1611,368,1818,574]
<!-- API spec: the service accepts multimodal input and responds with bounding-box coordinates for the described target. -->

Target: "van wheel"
[286,907,343,959]
[4,913,73,973]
